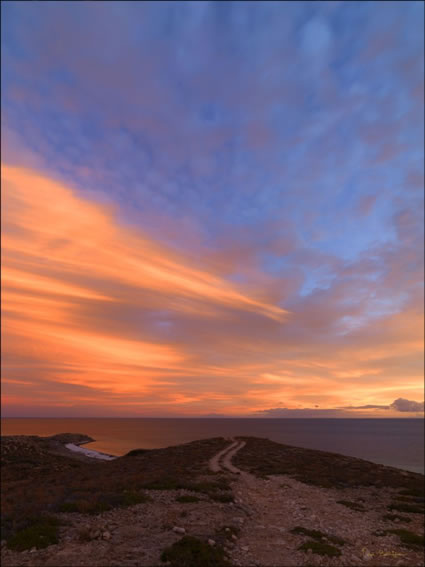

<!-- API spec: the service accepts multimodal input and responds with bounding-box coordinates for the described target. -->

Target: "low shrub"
[209,493,233,503]
[119,490,150,507]
[124,449,150,457]
[397,488,424,498]
[382,513,411,523]
[388,502,424,514]
[290,526,345,546]
[176,495,201,503]
[78,528,93,542]
[387,529,424,549]
[298,539,341,557]
[336,500,365,512]
[7,517,60,551]
[58,499,109,515]
[160,535,230,567]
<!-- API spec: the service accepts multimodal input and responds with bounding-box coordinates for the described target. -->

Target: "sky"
[1,1,424,418]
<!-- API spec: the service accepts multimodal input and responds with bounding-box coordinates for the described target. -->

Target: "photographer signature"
[362,547,405,558]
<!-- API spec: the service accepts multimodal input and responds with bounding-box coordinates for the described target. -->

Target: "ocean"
[1,418,423,474]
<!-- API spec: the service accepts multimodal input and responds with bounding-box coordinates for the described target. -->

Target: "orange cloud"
[2,165,287,321]
[1,164,288,411]
[1,164,423,417]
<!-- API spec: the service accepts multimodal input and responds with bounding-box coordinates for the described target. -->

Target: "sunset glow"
[1,1,423,417]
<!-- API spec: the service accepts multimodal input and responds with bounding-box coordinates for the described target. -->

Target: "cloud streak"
[258,398,424,418]
[1,1,423,416]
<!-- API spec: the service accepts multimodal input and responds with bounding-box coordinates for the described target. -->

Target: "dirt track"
[208,438,246,473]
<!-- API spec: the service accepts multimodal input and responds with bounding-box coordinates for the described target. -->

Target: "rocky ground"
[1,435,424,567]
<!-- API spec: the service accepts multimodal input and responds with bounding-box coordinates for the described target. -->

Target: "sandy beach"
[64,443,116,461]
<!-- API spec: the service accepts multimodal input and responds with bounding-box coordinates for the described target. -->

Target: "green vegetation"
[382,513,411,523]
[398,487,425,498]
[388,502,424,514]
[58,489,150,514]
[290,526,345,546]
[142,477,233,502]
[395,495,421,503]
[124,448,150,457]
[370,528,424,550]
[78,528,93,542]
[209,493,233,503]
[142,478,184,490]
[2,436,230,542]
[120,489,151,506]
[160,536,230,567]
[58,500,109,515]
[176,495,201,503]
[387,529,424,549]
[298,540,341,557]
[7,517,60,551]
[232,437,425,492]
[336,500,365,512]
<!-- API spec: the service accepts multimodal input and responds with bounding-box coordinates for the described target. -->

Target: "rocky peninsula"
[1,434,424,566]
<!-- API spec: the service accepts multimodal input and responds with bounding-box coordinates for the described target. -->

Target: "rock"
[173,526,186,534]
[30,547,37,553]
[231,534,238,540]
[225,528,230,532]
[394,517,400,523]
[208,539,216,546]
[102,531,111,540]
[241,546,249,552]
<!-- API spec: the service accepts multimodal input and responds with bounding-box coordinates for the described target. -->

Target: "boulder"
[172,526,186,534]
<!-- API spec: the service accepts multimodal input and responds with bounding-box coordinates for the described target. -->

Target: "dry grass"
[1,436,230,542]
[290,526,346,546]
[232,437,424,492]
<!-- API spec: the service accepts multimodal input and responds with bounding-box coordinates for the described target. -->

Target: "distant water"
[1,418,423,474]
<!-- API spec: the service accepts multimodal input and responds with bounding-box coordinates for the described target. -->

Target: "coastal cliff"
[1,434,424,566]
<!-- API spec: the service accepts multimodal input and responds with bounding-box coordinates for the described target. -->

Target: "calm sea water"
[1,418,423,474]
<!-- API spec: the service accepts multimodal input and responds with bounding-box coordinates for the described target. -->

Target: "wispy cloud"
[1,1,423,416]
